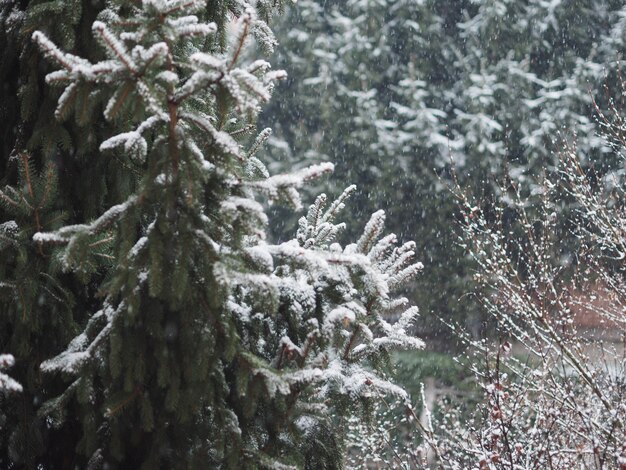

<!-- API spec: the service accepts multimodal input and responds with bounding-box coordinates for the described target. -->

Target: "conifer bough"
[0,1,426,467]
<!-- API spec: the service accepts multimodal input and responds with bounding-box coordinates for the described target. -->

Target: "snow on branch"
[252,366,325,398]
[179,111,242,158]
[31,31,90,72]
[168,18,216,38]
[323,361,409,401]
[40,303,121,376]
[246,127,272,159]
[267,240,370,272]
[0,354,22,394]
[245,162,334,209]
[33,196,138,272]
[92,21,138,75]
[100,115,166,161]
[322,185,357,223]
[34,196,138,246]
[356,210,386,254]
[147,0,205,16]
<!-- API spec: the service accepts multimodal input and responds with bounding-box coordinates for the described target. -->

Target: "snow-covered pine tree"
[1,1,425,468]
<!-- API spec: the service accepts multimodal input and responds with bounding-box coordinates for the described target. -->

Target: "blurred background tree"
[261,0,626,343]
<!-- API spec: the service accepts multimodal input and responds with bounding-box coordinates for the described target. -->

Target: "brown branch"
[168,100,179,179]
[343,328,359,361]
[21,154,46,256]
[276,344,286,370]
[109,82,134,120]
[297,331,318,368]
[229,124,256,138]
[89,236,115,249]
[0,191,20,208]
[94,24,138,76]
[38,165,55,212]
[104,386,142,418]
[21,155,35,200]
[229,16,250,70]
[18,286,28,321]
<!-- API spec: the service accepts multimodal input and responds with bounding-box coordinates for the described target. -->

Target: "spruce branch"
[160,0,205,17]
[33,196,138,246]
[229,10,252,71]
[31,31,76,71]
[356,210,386,254]
[92,21,138,76]
[322,185,357,224]
[20,153,41,232]
[104,386,142,418]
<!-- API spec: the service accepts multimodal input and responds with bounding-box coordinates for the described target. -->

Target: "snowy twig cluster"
[429,106,626,468]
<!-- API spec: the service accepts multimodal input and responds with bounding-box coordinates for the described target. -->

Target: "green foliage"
[1,1,423,468]
[0,154,80,467]
[394,350,473,395]
[0,9,135,383]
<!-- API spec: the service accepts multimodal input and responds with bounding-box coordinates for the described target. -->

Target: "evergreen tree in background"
[1,0,423,468]
[261,0,626,340]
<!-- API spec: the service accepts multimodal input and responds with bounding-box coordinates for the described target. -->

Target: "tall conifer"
[1,1,423,467]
